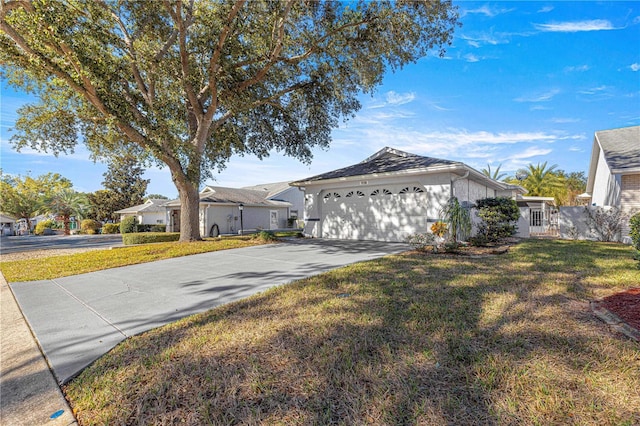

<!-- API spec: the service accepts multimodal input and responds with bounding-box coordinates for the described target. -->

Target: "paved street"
[0,234,123,255]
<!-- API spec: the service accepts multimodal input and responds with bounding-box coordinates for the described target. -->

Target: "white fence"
[559,206,633,243]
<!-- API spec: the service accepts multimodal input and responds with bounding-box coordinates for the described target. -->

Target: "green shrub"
[122,232,180,245]
[150,224,166,233]
[102,223,120,234]
[80,219,102,235]
[405,233,436,251]
[34,219,56,235]
[120,216,137,234]
[628,212,640,251]
[474,197,520,243]
[253,230,277,242]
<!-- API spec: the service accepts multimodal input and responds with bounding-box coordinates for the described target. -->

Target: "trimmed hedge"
[122,232,180,245]
[34,219,56,235]
[81,219,102,235]
[630,212,640,251]
[102,223,120,234]
[120,216,137,234]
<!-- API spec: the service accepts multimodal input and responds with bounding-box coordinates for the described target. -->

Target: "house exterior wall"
[272,186,304,219]
[453,178,496,204]
[301,172,505,242]
[621,173,640,212]
[202,205,289,236]
[591,148,621,207]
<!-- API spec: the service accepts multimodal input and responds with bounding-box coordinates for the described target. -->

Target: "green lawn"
[63,239,639,425]
[0,237,270,282]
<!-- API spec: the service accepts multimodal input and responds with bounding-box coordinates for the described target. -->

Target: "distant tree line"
[0,155,169,233]
[482,162,587,206]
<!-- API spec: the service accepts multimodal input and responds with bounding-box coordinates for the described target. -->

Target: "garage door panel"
[321,186,432,241]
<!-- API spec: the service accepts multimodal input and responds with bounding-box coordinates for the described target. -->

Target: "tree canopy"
[1,0,459,241]
[505,163,587,206]
[88,155,149,221]
[0,171,72,221]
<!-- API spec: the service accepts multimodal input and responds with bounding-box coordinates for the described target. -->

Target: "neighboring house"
[242,181,305,222]
[291,147,525,242]
[0,213,16,236]
[582,125,640,238]
[515,196,557,236]
[164,186,291,237]
[114,199,168,225]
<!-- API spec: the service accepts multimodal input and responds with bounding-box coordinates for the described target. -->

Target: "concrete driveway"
[9,239,407,384]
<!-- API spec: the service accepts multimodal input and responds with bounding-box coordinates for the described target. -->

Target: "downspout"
[450,171,470,199]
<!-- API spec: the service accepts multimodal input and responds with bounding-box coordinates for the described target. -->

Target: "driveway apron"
[9,240,407,384]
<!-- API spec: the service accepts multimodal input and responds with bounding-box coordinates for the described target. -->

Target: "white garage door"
[320,185,432,241]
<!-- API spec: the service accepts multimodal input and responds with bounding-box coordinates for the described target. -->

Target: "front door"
[270,210,278,230]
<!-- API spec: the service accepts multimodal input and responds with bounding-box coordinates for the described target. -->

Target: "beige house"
[291,147,525,242]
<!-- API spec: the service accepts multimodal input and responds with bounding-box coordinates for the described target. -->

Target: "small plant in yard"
[430,221,448,238]
[253,230,277,242]
[405,232,436,251]
[34,219,55,235]
[629,212,640,251]
[119,216,137,234]
[80,219,102,234]
[584,206,629,242]
[472,197,519,244]
[101,223,120,234]
[440,197,472,243]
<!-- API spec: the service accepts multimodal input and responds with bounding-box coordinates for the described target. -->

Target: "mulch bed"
[600,288,640,331]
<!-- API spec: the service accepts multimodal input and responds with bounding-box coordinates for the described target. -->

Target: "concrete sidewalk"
[9,240,407,386]
[1,274,77,425]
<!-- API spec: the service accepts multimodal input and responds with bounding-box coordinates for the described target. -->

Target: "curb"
[590,300,640,342]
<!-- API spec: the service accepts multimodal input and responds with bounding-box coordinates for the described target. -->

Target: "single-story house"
[114,199,168,225]
[164,185,291,237]
[290,147,525,242]
[0,213,16,236]
[562,125,639,240]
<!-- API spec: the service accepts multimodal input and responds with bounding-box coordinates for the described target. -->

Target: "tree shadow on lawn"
[65,240,640,425]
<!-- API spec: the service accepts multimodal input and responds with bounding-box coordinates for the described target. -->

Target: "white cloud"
[538,6,554,13]
[631,63,640,72]
[551,117,580,124]
[385,91,416,106]
[564,65,590,73]
[578,85,612,95]
[462,5,514,18]
[534,20,616,32]
[510,147,553,159]
[464,53,480,63]
[514,88,561,102]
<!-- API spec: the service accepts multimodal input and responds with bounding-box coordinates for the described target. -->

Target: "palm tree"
[47,189,89,235]
[519,162,564,197]
[481,164,507,181]
[440,197,472,243]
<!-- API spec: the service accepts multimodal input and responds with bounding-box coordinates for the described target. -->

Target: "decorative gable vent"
[360,181,368,185]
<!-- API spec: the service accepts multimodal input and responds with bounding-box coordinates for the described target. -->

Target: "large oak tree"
[1,0,459,241]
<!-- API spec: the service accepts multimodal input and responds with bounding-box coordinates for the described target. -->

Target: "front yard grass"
[64,239,639,425]
[0,237,269,282]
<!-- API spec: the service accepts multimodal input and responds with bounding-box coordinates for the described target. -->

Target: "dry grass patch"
[64,239,640,425]
[0,237,269,282]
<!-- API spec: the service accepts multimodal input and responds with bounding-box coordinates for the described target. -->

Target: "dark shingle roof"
[595,126,640,171]
[164,186,290,207]
[293,147,459,183]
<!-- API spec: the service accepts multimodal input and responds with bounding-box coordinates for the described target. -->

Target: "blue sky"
[1,1,639,198]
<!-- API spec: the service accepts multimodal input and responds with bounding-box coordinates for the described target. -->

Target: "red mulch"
[600,288,640,331]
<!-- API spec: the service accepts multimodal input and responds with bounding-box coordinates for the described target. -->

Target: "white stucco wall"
[301,172,511,241]
[591,148,620,207]
[272,186,304,218]
[202,205,289,236]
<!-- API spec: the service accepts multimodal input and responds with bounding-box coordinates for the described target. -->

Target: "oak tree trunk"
[175,178,202,242]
